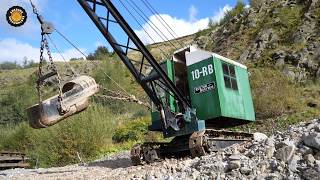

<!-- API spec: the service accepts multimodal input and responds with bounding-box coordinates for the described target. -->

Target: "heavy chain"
[31,0,67,115]
[36,34,45,103]
[37,33,68,115]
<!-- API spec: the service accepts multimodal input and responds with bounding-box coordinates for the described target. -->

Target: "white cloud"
[211,5,232,23]
[189,5,198,22]
[135,14,209,44]
[0,38,86,64]
[134,5,233,44]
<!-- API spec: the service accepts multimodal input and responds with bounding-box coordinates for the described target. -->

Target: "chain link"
[36,26,68,114]
[36,34,45,103]
[30,0,68,114]
[43,35,68,114]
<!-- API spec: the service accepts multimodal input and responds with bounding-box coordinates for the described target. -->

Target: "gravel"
[1,119,320,180]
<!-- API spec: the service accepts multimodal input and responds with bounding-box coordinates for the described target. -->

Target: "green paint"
[165,59,177,112]
[150,51,255,137]
[187,58,221,119]
[214,59,255,121]
[187,55,255,123]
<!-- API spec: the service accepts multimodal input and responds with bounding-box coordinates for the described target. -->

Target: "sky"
[0,0,249,64]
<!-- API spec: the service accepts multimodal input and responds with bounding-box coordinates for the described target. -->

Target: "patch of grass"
[315,7,320,27]
[0,76,38,125]
[234,107,320,135]
[0,103,146,168]
[273,6,303,40]
[249,0,263,10]
[0,54,149,168]
[250,67,302,119]
[195,28,212,39]
[231,67,320,134]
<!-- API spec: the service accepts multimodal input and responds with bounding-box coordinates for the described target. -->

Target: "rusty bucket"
[26,75,99,129]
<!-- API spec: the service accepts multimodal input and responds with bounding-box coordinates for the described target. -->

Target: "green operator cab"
[150,46,255,137]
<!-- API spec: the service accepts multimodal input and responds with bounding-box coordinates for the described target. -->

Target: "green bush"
[87,46,112,60]
[0,77,37,125]
[0,104,131,167]
[112,117,150,143]
[274,6,303,39]
[93,56,142,95]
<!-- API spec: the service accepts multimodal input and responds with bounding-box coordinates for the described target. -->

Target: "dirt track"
[0,152,194,180]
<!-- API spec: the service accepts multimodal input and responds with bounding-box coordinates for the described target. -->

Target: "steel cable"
[140,0,188,48]
[47,34,78,77]
[125,0,179,50]
[117,0,171,59]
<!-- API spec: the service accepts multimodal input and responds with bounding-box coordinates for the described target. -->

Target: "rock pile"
[136,119,320,180]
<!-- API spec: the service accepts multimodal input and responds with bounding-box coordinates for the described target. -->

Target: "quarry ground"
[1,119,320,180]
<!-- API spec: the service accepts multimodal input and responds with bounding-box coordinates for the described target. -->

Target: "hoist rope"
[140,0,188,48]
[51,30,146,106]
[54,29,133,97]
[54,29,87,58]
[125,0,180,50]
[46,34,78,77]
[117,0,171,59]
[55,29,151,67]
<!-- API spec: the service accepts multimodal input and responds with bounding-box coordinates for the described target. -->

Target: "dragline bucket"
[26,76,99,129]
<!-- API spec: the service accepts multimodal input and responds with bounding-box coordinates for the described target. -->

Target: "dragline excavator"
[27,0,256,165]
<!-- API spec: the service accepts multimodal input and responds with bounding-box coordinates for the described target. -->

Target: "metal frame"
[77,0,191,113]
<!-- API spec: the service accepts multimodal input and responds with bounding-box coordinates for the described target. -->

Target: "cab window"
[222,63,238,91]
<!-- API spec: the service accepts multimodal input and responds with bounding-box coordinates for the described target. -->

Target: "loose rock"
[303,133,320,150]
[275,145,295,162]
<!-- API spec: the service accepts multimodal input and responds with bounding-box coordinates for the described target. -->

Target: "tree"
[95,46,109,56]
[220,0,246,25]
[23,57,28,68]
[86,46,111,60]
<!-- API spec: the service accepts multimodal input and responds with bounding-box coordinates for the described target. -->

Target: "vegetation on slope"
[0,54,149,167]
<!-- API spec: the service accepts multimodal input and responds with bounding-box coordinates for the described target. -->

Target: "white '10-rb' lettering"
[191,64,214,80]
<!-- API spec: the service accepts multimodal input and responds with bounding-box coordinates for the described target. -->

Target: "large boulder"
[275,145,295,162]
[303,133,320,150]
[253,133,268,142]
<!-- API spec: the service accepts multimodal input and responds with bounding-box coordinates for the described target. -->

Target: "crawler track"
[130,130,253,165]
[0,151,29,170]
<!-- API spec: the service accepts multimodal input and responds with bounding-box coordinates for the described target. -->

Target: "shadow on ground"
[88,157,133,169]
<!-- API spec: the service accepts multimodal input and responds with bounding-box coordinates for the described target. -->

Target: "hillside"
[0,0,320,169]
[196,0,320,81]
